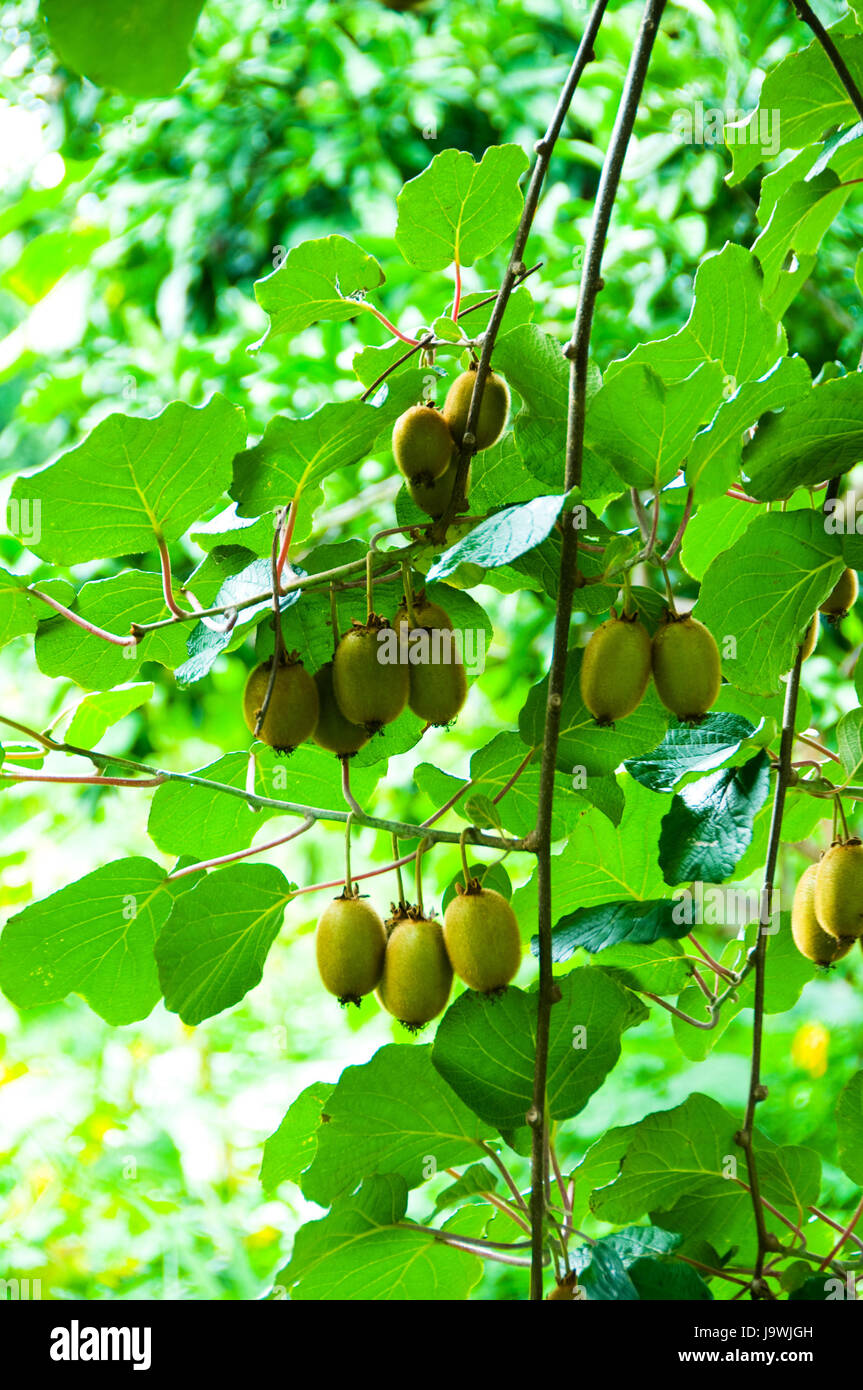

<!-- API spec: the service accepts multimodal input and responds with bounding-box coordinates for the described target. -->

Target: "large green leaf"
[694,510,844,694]
[836,1071,863,1186]
[0,568,37,651]
[608,244,784,391]
[11,395,245,564]
[276,1174,483,1300]
[41,0,205,96]
[65,683,155,747]
[301,1044,494,1206]
[624,714,757,792]
[155,863,292,1025]
[260,1083,335,1192]
[586,361,725,491]
[426,494,568,583]
[432,970,646,1131]
[658,752,772,886]
[395,145,529,270]
[253,236,384,346]
[0,857,170,1025]
[544,899,690,959]
[744,374,863,500]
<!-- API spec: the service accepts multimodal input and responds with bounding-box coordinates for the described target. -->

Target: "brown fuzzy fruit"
[315,892,387,1006]
[820,567,859,618]
[791,863,854,966]
[394,596,467,726]
[243,655,319,753]
[651,613,721,721]
[579,614,652,724]
[312,661,369,757]
[378,912,453,1030]
[332,617,410,733]
[408,459,471,518]
[392,405,454,487]
[443,368,510,450]
[443,884,522,992]
[814,839,863,942]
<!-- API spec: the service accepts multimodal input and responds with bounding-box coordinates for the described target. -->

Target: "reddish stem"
[493,750,534,804]
[816,1192,863,1272]
[28,587,138,647]
[166,816,316,880]
[452,257,462,321]
[0,772,165,787]
[364,304,420,346]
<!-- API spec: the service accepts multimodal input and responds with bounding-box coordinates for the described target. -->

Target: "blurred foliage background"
[0,0,861,1300]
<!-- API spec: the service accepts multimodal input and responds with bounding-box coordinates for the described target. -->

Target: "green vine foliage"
[1,0,862,1302]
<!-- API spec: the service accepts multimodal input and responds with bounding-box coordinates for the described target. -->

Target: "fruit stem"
[391,834,406,905]
[621,568,635,618]
[415,836,430,915]
[400,561,418,626]
[341,757,364,817]
[662,486,693,563]
[658,558,679,616]
[344,812,355,896]
[458,826,472,892]
[835,793,850,841]
[329,583,340,652]
[254,506,290,739]
[451,256,462,321]
[365,550,375,622]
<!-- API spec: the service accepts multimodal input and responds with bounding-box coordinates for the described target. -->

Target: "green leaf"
[0,568,37,651]
[685,356,812,502]
[147,746,380,858]
[693,511,844,694]
[726,34,863,184]
[744,374,863,500]
[301,1044,494,1206]
[578,1246,639,1301]
[65,683,154,747]
[176,558,303,685]
[836,709,863,783]
[658,752,772,886]
[586,362,725,491]
[34,571,191,690]
[511,779,670,928]
[41,0,205,96]
[260,1083,335,1192]
[253,236,384,347]
[608,244,784,391]
[492,326,614,504]
[395,145,529,271]
[624,714,757,792]
[754,173,852,315]
[155,864,292,1025]
[433,1162,500,1212]
[543,899,690,959]
[591,1093,821,1256]
[11,395,245,564]
[0,857,169,1025]
[426,494,568,583]
[596,941,694,998]
[836,1071,863,1185]
[276,1173,483,1300]
[628,1257,713,1300]
[432,970,647,1131]
[230,381,423,539]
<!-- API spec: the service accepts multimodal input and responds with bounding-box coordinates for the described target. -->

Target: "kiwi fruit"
[378,910,453,1030]
[820,567,858,618]
[651,612,721,721]
[408,458,471,519]
[442,883,522,993]
[443,368,510,450]
[800,615,819,660]
[315,891,388,1006]
[392,404,454,487]
[791,863,854,966]
[312,661,369,757]
[243,654,319,753]
[579,613,652,724]
[332,615,410,733]
[814,838,863,942]
[394,595,467,726]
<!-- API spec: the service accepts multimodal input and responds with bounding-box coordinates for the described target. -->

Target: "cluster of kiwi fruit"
[242,590,470,754]
[580,605,722,726]
[792,836,863,966]
[392,366,510,518]
[314,880,522,1029]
